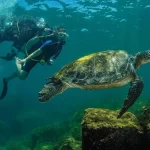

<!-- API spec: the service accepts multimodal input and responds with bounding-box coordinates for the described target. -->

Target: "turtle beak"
[38,84,55,102]
[38,78,64,102]
[38,92,50,102]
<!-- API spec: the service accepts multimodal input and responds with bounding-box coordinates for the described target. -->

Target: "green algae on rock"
[82,108,142,129]
[82,108,143,150]
[30,110,83,150]
[52,136,81,150]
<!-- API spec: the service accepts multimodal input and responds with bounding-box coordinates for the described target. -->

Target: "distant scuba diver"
[0,22,68,100]
[0,16,53,60]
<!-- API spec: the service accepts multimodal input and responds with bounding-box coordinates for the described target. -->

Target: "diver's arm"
[16,48,42,65]
[20,40,53,64]
[24,48,42,63]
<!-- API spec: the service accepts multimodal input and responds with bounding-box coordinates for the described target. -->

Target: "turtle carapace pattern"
[38,50,149,118]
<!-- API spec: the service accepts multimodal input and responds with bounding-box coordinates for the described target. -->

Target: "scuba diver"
[0,16,52,60]
[0,26,68,100]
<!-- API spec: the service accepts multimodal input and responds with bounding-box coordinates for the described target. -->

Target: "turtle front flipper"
[117,75,144,118]
[38,77,68,102]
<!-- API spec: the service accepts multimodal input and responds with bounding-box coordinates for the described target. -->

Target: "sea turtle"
[38,49,148,118]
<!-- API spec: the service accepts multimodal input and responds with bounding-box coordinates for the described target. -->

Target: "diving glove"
[47,59,54,65]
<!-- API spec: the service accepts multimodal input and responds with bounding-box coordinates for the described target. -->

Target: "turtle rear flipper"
[0,78,8,100]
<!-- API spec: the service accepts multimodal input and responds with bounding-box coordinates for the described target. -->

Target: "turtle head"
[38,77,66,102]
[135,50,150,69]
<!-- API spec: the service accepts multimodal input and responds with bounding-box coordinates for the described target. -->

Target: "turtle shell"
[54,50,134,89]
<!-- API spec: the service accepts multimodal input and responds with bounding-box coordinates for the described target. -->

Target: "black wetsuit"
[0,18,47,60]
[23,37,65,73]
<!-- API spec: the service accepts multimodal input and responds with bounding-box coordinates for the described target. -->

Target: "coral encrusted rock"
[82,108,143,150]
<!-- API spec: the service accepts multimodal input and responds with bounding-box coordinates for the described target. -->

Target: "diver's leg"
[0,70,28,100]
[117,75,144,118]
[4,70,28,81]
[15,58,29,80]
[4,57,28,82]
[0,71,18,100]
[15,58,23,74]
[18,70,29,80]
[0,58,28,100]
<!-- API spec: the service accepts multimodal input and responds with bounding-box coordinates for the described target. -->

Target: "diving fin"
[0,78,8,100]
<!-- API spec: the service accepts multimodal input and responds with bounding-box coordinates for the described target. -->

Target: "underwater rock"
[82,108,143,150]
[29,109,84,150]
[137,106,150,144]
[34,143,52,150]
[30,125,67,150]
[52,136,81,150]
[68,110,84,141]
[31,125,82,150]
[137,106,150,127]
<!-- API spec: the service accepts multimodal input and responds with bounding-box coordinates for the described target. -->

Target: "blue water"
[0,0,150,148]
